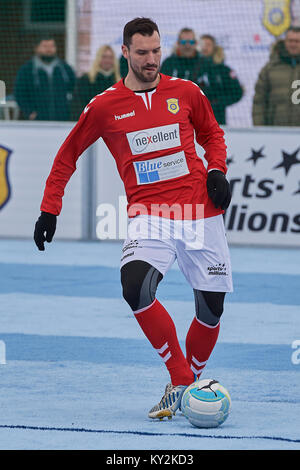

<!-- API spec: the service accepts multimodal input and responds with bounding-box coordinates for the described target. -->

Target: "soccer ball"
[181,378,231,428]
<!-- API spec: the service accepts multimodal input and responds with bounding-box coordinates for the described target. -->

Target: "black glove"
[206,170,231,210]
[34,211,57,251]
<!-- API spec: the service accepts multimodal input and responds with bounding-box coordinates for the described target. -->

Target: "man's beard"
[129,57,160,83]
[39,54,56,64]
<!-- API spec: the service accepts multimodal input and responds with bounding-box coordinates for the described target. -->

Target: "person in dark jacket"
[160,27,201,80]
[119,53,128,78]
[14,36,75,121]
[71,45,121,120]
[192,34,243,125]
[252,26,300,126]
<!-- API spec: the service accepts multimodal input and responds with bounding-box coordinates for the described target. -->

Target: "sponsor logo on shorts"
[122,239,140,253]
[207,263,228,276]
[120,252,134,262]
[127,123,181,155]
[121,239,143,262]
[133,151,189,185]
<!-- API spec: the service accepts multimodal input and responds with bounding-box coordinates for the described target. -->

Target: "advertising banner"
[223,127,300,246]
[0,122,87,239]
[1,123,299,246]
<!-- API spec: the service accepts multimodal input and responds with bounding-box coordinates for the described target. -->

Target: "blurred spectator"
[71,45,121,120]
[14,36,75,121]
[252,26,300,126]
[160,28,201,80]
[192,34,243,124]
[120,54,128,78]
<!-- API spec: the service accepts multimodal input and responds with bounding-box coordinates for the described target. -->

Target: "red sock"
[134,299,194,386]
[186,317,220,378]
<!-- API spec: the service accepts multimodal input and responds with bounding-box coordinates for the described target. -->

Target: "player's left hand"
[206,170,231,210]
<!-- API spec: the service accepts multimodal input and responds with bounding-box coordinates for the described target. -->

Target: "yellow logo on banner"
[263,0,291,37]
[167,98,179,115]
[0,145,12,210]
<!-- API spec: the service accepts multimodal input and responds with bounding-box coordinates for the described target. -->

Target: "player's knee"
[202,291,225,318]
[121,260,163,311]
[121,277,141,311]
[194,290,226,326]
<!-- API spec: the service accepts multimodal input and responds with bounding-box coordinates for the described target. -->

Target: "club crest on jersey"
[0,145,12,210]
[167,98,179,115]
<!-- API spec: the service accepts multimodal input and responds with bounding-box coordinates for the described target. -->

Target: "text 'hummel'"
[115,110,135,120]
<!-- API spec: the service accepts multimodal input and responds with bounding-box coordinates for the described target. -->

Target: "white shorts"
[120,214,233,293]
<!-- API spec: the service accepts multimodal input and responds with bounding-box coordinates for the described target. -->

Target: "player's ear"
[121,44,129,59]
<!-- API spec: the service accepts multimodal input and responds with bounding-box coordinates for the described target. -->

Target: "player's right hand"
[34,211,57,251]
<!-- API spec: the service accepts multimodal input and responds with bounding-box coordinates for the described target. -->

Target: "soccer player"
[34,17,233,420]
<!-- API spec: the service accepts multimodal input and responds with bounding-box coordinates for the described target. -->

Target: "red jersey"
[41,74,227,219]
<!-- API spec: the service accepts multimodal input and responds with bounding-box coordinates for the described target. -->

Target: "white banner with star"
[0,123,299,246]
[217,126,300,247]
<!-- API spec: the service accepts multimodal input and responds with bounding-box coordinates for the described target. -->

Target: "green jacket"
[160,52,201,80]
[14,56,75,121]
[161,49,243,124]
[71,72,117,120]
[120,55,128,78]
[191,55,243,125]
[252,40,300,126]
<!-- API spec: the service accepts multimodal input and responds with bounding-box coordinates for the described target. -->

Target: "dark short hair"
[123,17,160,48]
[35,34,56,46]
[286,26,300,34]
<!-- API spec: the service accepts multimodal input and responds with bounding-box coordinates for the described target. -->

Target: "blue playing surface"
[0,239,299,450]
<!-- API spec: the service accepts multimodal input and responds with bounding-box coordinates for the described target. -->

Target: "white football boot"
[148,383,187,420]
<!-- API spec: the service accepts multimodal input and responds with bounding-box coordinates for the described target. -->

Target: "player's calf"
[121,259,194,393]
[185,290,226,378]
